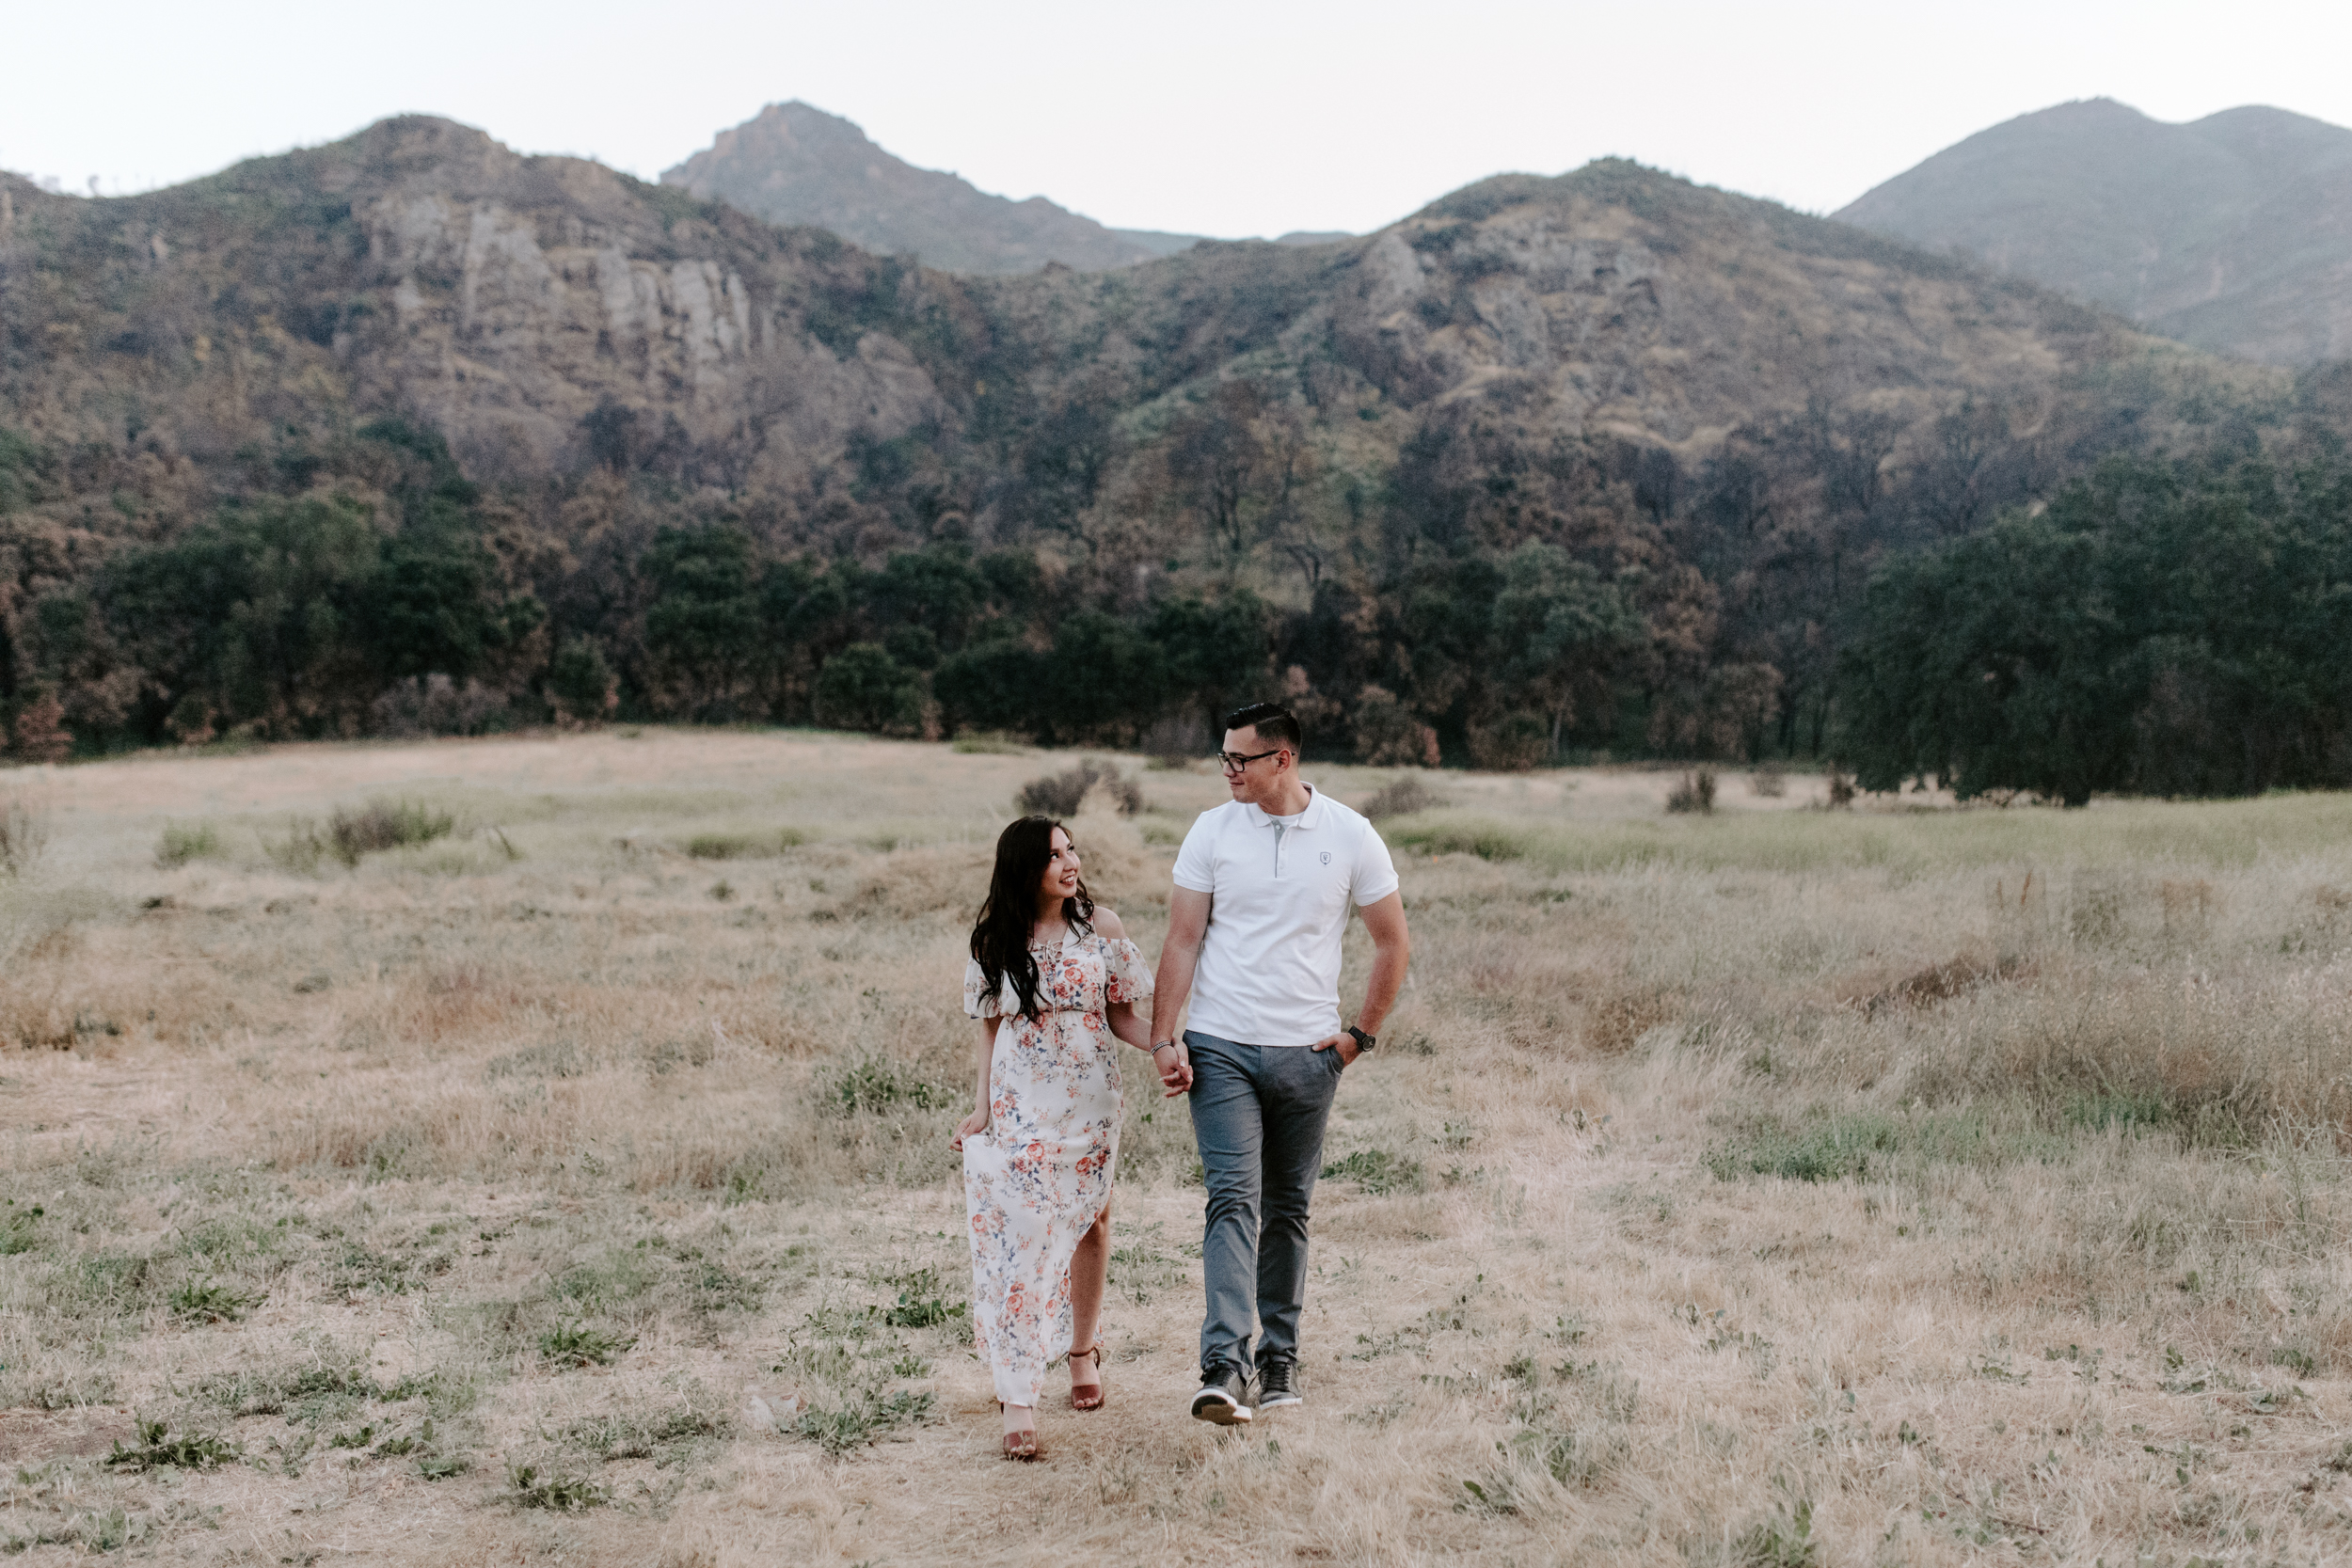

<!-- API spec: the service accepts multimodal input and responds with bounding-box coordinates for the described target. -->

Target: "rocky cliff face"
[1836,98,2352,365]
[662,102,1187,276]
[0,117,964,493]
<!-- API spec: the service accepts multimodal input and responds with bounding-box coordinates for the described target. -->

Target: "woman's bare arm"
[952,1016,1001,1150]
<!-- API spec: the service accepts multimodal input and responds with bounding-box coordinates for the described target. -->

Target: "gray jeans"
[1185,1030,1344,1373]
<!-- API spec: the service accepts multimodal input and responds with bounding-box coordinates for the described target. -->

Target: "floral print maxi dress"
[961,929,1152,1407]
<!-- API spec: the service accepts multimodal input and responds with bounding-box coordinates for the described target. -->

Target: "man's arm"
[1352,891,1410,1037]
[1311,891,1410,1063]
[1150,887,1211,1094]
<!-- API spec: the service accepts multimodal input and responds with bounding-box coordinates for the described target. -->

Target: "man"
[1151,702,1412,1423]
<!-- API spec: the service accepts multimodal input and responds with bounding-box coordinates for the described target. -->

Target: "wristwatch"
[1345,1025,1376,1053]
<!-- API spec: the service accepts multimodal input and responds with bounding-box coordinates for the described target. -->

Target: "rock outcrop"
[662,102,1188,276]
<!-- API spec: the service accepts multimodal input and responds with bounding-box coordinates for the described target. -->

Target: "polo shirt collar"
[1243,784,1324,831]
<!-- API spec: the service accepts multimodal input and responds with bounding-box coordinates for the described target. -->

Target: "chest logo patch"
[1320,851,1332,865]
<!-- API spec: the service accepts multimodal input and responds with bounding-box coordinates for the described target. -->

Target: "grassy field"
[0,732,2348,1566]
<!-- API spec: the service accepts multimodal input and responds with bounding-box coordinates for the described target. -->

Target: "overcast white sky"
[6,0,2349,237]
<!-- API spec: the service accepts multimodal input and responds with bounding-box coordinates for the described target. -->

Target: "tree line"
[4,376,2349,800]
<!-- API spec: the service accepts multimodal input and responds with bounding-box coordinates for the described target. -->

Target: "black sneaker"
[1255,1359,1301,1411]
[1190,1364,1252,1425]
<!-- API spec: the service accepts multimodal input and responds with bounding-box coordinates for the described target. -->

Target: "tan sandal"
[1069,1338,1105,1412]
[998,1402,1042,1461]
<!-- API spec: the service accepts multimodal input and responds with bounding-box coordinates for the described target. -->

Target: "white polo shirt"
[1170,784,1401,1047]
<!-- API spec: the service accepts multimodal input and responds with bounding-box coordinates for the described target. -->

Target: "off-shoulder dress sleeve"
[1102,938,1154,1006]
[963,958,1006,1020]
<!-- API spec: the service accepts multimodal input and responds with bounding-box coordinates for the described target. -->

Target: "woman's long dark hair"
[971,816,1094,1020]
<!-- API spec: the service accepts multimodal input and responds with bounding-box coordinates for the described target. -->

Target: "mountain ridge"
[660,101,1203,275]
[1836,97,2352,364]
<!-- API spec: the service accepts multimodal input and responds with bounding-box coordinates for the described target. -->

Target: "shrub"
[1360,775,1447,820]
[371,673,511,737]
[687,832,758,860]
[1353,685,1441,768]
[506,1464,608,1511]
[1468,712,1549,771]
[326,800,456,865]
[1016,758,1142,817]
[815,642,923,735]
[0,794,47,877]
[1826,772,1857,810]
[8,688,72,764]
[1665,769,1717,814]
[154,822,222,868]
[546,638,618,728]
[263,818,331,873]
[1749,763,1787,799]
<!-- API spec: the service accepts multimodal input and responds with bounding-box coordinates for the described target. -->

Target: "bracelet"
[1151,1041,1177,1054]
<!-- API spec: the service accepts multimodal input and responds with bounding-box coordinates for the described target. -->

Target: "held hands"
[1152,1040,1194,1097]
[951,1106,990,1151]
[1310,1032,1360,1067]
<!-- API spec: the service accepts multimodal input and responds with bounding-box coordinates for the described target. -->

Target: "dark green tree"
[644,526,762,717]
[814,642,923,734]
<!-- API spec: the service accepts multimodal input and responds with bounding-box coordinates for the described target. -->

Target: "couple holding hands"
[951,702,1413,1460]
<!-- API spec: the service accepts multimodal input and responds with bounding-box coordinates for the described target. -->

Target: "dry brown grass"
[1,734,2349,1564]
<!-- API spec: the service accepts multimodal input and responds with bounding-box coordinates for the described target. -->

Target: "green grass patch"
[1702,1106,2083,1182]
[821,1055,949,1116]
[505,1464,608,1512]
[1389,792,2352,877]
[167,1277,262,1323]
[684,830,801,859]
[107,1420,238,1471]
[154,821,224,868]
[536,1322,636,1368]
[1321,1148,1427,1196]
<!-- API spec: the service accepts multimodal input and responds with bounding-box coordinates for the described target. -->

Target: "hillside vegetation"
[1,117,2338,782]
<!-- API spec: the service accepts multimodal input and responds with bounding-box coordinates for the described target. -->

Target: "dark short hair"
[1222,702,1302,752]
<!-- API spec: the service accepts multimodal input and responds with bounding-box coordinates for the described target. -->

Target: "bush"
[327,800,456,866]
[546,638,617,728]
[1468,712,1549,771]
[1353,685,1440,767]
[506,1464,608,1511]
[1665,769,1717,814]
[0,794,47,877]
[371,673,510,737]
[1360,775,1448,820]
[154,822,223,868]
[1749,763,1787,799]
[815,642,923,735]
[1016,758,1142,817]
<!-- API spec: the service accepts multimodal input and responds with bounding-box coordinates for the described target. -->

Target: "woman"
[953,816,1163,1460]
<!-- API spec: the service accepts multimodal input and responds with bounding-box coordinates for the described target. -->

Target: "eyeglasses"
[1215,748,1285,773]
